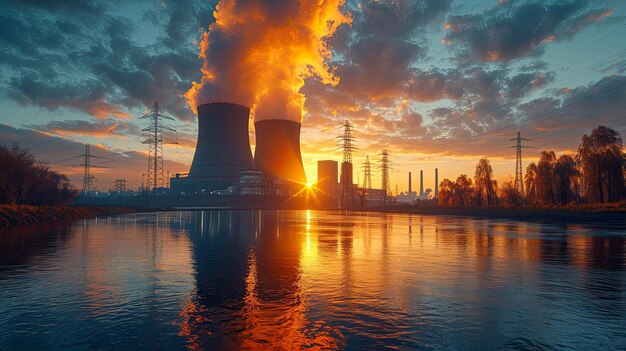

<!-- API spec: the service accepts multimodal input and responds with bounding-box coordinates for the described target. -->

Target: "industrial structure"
[435,168,439,199]
[254,119,307,185]
[380,150,390,199]
[338,121,356,208]
[74,143,108,194]
[113,179,127,193]
[141,102,177,190]
[510,131,530,198]
[172,103,255,194]
[362,155,372,191]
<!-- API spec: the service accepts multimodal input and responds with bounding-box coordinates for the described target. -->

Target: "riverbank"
[0,205,141,227]
[368,203,626,225]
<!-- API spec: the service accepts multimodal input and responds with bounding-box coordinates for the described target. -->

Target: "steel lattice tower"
[338,120,356,208]
[510,131,530,197]
[140,102,177,190]
[74,143,107,194]
[81,143,94,193]
[362,155,372,189]
[380,150,390,197]
[113,179,127,192]
[338,120,355,163]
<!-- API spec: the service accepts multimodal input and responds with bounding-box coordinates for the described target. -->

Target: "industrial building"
[254,119,307,186]
[170,104,308,197]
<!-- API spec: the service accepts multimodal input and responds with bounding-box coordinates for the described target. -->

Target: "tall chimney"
[435,168,439,198]
[420,170,423,196]
[408,172,412,193]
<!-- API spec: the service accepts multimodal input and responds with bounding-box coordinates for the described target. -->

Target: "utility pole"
[510,131,530,199]
[140,102,177,191]
[338,120,356,209]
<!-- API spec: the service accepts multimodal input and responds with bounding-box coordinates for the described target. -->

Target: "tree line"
[0,144,76,206]
[438,126,626,207]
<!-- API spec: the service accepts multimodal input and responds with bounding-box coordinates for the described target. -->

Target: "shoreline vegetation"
[369,202,626,225]
[0,205,140,227]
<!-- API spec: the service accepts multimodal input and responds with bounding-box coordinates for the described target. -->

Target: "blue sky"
[1,0,625,191]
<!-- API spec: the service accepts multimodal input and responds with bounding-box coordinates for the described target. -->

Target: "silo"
[188,103,255,185]
[254,119,307,184]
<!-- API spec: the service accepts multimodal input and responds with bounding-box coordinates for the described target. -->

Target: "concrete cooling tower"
[254,119,307,184]
[188,103,255,185]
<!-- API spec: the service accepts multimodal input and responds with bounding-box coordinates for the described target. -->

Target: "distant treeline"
[438,126,626,207]
[0,144,76,206]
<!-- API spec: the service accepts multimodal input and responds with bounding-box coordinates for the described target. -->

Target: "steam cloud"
[185,0,351,122]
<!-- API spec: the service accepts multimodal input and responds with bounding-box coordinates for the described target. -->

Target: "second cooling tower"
[254,119,307,184]
[188,103,255,185]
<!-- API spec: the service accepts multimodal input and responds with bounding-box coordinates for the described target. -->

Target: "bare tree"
[0,144,76,206]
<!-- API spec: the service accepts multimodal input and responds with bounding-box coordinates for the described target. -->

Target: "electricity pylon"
[140,102,177,190]
[338,120,356,208]
[74,143,108,194]
[380,150,391,199]
[113,179,127,192]
[362,155,372,190]
[510,131,530,198]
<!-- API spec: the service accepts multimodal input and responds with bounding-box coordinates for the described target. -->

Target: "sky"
[1,0,625,193]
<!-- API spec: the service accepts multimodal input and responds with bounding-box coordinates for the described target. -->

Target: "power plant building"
[172,103,255,194]
[254,119,307,186]
[317,160,338,199]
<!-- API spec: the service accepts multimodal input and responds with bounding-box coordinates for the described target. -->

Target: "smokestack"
[254,119,306,184]
[435,168,439,198]
[188,103,255,184]
[420,170,423,196]
[408,172,412,193]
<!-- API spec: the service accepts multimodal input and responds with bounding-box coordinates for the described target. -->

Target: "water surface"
[1,210,625,350]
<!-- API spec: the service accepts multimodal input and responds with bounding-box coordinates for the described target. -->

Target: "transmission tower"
[380,150,391,199]
[140,102,177,190]
[338,120,356,208]
[362,155,372,190]
[74,143,107,194]
[510,131,530,198]
[113,179,127,192]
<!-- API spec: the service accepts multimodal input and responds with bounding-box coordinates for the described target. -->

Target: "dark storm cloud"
[328,0,452,99]
[305,0,562,145]
[0,0,211,121]
[444,0,612,62]
[519,74,626,130]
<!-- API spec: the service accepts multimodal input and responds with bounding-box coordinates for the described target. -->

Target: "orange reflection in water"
[173,210,626,350]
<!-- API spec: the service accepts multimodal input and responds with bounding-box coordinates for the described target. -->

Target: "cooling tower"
[188,103,255,184]
[254,119,307,184]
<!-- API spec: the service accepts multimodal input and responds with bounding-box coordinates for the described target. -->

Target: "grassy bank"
[0,205,140,227]
[369,202,626,225]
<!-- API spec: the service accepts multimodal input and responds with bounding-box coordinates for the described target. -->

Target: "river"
[1,210,625,350]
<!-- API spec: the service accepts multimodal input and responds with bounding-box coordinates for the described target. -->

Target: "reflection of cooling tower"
[188,103,255,184]
[254,119,307,184]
